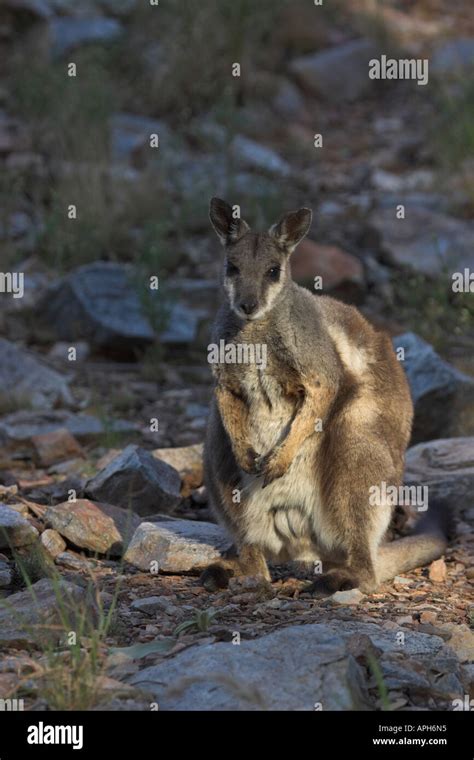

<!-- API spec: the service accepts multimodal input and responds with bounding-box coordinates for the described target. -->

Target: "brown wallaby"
[201,197,448,595]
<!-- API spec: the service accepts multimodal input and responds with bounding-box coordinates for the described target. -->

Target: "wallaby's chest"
[239,363,295,454]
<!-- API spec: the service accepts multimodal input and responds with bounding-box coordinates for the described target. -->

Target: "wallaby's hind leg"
[308,431,395,597]
[200,545,270,591]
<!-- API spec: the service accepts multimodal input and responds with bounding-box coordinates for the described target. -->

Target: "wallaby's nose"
[240,300,258,316]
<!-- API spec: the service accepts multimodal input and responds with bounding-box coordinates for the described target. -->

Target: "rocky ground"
[0,0,473,711]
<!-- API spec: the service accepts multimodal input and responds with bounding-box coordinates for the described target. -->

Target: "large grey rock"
[0,410,137,448]
[0,578,95,648]
[86,445,181,516]
[50,16,122,58]
[394,333,474,443]
[45,499,122,554]
[130,621,460,710]
[124,518,232,573]
[0,504,38,548]
[432,38,474,77]
[405,437,474,511]
[37,263,155,351]
[370,207,474,276]
[289,39,379,102]
[0,338,73,410]
[131,623,369,710]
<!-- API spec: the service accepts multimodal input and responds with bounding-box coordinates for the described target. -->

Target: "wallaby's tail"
[377,498,450,583]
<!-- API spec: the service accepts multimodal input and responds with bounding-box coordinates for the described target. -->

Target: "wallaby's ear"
[269,208,312,253]
[209,197,250,246]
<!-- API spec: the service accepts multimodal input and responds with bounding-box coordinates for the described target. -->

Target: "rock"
[55,551,93,570]
[130,619,458,710]
[152,444,203,497]
[85,445,181,516]
[110,112,169,167]
[289,39,379,102]
[37,263,155,352]
[31,428,84,466]
[49,16,122,58]
[230,136,291,178]
[159,302,201,345]
[405,438,474,503]
[331,589,365,605]
[130,596,176,615]
[0,338,73,410]
[0,578,95,648]
[290,240,365,295]
[272,78,308,120]
[45,499,122,554]
[94,502,141,551]
[370,207,474,276]
[0,559,12,588]
[130,622,369,710]
[420,611,438,625]
[0,410,137,448]
[124,519,232,573]
[440,624,474,663]
[432,38,474,77]
[394,333,474,442]
[429,558,447,583]
[40,528,66,559]
[0,504,38,548]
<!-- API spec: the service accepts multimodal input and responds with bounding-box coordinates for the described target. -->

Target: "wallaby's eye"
[267,266,280,281]
[226,262,239,277]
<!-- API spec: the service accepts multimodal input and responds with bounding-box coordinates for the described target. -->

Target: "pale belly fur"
[238,367,339,563]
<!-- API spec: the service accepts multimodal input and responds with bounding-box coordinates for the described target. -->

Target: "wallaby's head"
[209,197,312,321]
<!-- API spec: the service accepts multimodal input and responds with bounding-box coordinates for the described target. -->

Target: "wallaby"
[201,197,448,595]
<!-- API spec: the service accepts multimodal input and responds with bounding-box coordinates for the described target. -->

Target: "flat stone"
[230,136,291,178]
[31,428,84,466]
[49,16,123,58]
[0,504,38,548]
[130,596,176,615]
[291,240,364,294]
[45,499,122,554]
[370,207,474,276]
[394,333,474,443]
[85,445,181,516]
[0,578,95,648]
[439,624,474,663]
[429,558,447,583]
[130,622,369,710]
[40,528,66,558]
[152,444,203,497]
[331,589,365,605]
[37,262,155,352]
[289,39,379,102]
[0,338,73,410]
[124,518,232,573]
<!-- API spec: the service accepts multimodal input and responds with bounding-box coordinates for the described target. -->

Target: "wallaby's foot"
[200,545,270,592]
[307,566,378,597]
[200,562,234,591]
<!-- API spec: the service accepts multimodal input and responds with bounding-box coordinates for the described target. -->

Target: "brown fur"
[201,199,448,595]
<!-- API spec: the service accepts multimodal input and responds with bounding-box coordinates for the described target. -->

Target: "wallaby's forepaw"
[238,447,262,475]
[256,450,289,487]
[200,563,234,592]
